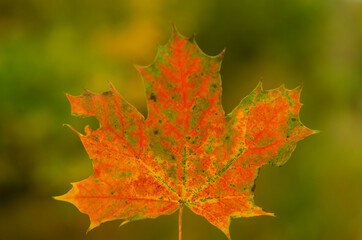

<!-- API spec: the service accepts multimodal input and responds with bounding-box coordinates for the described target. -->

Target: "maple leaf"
[55,26,317,239]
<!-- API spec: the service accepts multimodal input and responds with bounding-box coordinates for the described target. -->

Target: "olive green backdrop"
[1,0,361,239]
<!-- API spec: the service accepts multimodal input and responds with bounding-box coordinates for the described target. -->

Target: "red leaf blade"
[56,27,317,239]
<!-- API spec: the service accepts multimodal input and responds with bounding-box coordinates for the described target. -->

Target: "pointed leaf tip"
[107,80,115,91]
[86,224,97,234]
[65,92,72,100]
[87,220,102,233]
[134,63,145,73]
[53,195,63,201]
[295,82,304,92]
[279,84,286,91]
[254,81,263,93]
[217,48,226,61]
[188,33,196,42]
[63,124,82,136]
[171,23,180,37]
[119,220,130,228]
[311,129,321,135]
[83,88,93,96]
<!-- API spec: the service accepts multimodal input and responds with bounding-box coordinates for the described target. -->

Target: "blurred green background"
[1,0,361,239]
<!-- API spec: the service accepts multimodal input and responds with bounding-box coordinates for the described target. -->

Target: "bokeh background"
[1,0,362,239]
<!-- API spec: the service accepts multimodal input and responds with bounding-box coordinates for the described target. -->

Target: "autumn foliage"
[55,27,316,239]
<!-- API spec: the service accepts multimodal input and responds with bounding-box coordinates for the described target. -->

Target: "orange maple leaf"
[55,27,317,239]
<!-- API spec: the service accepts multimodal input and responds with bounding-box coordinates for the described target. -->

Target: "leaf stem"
[179,205,183,240]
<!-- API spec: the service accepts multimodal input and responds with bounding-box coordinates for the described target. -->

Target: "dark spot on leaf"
[154,130,158,135]
[286,135,290,138]
[111,191,115,195]
[211,84,217,88]
[150,93,157,102]
[158,119,163,124]
[291,118,296,122]
[209,177,215,183]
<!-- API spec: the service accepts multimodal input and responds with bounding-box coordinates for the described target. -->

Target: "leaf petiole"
[179,205,183,240]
